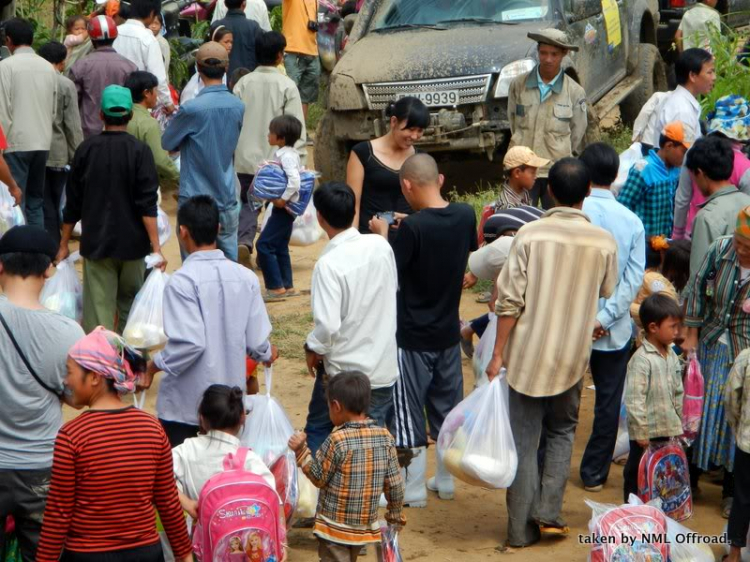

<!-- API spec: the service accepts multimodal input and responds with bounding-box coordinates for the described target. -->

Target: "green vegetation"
[270,6,283,32]
[700,25,750,116]
[601,122,633,154]
[269,312,314,361]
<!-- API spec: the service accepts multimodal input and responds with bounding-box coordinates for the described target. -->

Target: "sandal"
[722,497,733,519]
[263,291,287,302]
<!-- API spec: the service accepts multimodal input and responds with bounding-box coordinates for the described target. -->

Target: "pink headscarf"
[68,327,145,394]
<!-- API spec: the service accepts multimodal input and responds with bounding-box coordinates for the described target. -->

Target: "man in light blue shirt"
[579,143,646,492]
[140,195,277,447]
[162,42,245,261]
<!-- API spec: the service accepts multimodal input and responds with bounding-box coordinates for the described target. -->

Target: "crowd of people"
[1,0,750,560]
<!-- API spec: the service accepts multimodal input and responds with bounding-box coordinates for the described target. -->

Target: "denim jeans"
[6,150,48,228]
[256,206,294,291]
[178,199,239,262]
[304,366,395,454]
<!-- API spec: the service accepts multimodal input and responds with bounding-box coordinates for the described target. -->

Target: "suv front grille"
[362,75,492,110]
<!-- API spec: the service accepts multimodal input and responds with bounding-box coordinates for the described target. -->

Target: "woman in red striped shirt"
[36,327,193,562]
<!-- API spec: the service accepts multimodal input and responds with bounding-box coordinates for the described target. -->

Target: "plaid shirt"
[494,182,531,211]
[297,420,405,535]
[625,339,684,441]
[617,149,681,239]
[685,236,750,358]
[725,348,750,454]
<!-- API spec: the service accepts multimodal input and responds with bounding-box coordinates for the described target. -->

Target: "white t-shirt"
[212,0,272,30]
[172,430,275,500]
[678,3,721,51]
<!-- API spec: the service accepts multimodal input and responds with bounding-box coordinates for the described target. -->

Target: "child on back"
[256,115,304,300]
[494,146,549,211]
[288,372,405,561]
[623,293,685,501]
[725,347,750,561]
[171,384,275,518]
[63,14,89,56]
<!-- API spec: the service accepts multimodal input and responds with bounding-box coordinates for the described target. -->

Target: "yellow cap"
[503,146,550,170]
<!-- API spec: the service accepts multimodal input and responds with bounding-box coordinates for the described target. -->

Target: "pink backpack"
[192,448,285,562]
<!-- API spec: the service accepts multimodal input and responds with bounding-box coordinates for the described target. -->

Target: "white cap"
[469,237,514,281]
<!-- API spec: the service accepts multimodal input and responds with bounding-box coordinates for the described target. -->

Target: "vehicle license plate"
[401,90,459,107]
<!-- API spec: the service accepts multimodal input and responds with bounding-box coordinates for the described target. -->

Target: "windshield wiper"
[438,17,518,25]
[373,23,447,32]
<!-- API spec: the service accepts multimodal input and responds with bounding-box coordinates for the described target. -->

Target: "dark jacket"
[215,9,262,77]
[64,131,158,261]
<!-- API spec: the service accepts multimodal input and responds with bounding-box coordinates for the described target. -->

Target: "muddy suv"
[315,0,666,181]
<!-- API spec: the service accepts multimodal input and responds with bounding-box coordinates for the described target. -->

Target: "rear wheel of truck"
[314,111,349,182]
[620,44,668,126]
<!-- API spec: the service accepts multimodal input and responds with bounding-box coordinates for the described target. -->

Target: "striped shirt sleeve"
[152,429,193,559]
[36,431,77,562]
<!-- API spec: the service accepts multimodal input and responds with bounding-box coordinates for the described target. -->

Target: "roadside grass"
[602,122,634,154]
[269,312,314,362]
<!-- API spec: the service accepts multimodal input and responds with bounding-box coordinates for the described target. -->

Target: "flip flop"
[263,292,287,302]
[539,524,570,536]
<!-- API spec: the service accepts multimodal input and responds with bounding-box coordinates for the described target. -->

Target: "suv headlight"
[493,58,536,98]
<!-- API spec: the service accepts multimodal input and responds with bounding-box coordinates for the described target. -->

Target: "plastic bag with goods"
[586,497,669,562]
[377,523,403,562]
[40,252,82,323]
[682,352,704,444]
[241,367,299,521]
[290,200,324,246]
[437,372,517,488]
[295,469,319,519]
[638,439,692,521]
[471,313,497,388]
[251,162,317,217]
[157,206,171,248]
[613,399,630,461]
[0,181,24,238]
[123,254,169,350]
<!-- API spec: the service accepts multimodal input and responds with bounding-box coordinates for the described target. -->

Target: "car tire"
[314,111,348,182]
[620,43,668,126]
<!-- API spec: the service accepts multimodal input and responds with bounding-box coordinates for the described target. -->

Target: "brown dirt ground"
[61,165,729,562]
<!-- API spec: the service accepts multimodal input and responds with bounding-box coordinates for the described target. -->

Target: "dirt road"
[63,189,728,562]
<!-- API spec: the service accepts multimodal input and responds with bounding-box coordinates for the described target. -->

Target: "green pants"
[82,257,146,334]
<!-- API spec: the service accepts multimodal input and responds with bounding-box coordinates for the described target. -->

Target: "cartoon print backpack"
[589,504,669,562]
[192,448,285,562]
[638,440,693,522]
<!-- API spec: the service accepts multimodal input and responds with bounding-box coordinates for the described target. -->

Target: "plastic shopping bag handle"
[265,366,273,396]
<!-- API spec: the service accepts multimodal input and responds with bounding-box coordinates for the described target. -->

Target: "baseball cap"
[101,85,133,117]
[0,226,57,260]
[196,41,229,67]
[469,237,514,281]
[503,146,550,170]
[483,206,544,243]
[662,121,697,149]
[88,15,118,41]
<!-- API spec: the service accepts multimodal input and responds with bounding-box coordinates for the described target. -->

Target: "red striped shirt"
[36,407,192,561]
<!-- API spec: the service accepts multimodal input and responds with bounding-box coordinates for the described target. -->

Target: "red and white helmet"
[87,15,118,41]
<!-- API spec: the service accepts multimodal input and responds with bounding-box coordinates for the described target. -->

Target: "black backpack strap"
[0,309,61,397]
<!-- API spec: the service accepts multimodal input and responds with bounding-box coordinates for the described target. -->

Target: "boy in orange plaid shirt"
[288,372,405,561]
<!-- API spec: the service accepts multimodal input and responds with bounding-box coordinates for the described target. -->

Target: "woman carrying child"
[35,327,193,562]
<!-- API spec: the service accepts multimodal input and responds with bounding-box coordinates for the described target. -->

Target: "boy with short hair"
[288,372,405,562]
[725,347,750,561]
[623,293,685,501]
[495,146,549,211]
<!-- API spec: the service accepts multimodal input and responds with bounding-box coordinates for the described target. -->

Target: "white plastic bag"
[157,206,171,247]
[612,142,643,196]
[290,200,323,247]
[0,181,25,238]
[123,254,169,350]
[240,367,295,467]
[437,373,517,488]
[295,469,319,519]
[613,399,629,460]
[40,252,82,323]
[472,314,497,388]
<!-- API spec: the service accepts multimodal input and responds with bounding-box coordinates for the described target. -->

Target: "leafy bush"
[700,24,750,116]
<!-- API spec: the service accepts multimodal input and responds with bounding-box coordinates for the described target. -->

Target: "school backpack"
[638,440,693,521]
[192,448,285,562]
[589,504,669,562]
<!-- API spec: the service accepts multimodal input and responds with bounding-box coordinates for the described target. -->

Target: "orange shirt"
[282,0,318,56]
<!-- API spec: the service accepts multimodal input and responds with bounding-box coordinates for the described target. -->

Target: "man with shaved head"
[370,153,477,507]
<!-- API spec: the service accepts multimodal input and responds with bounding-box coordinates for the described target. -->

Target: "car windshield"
[371,0,553,31]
